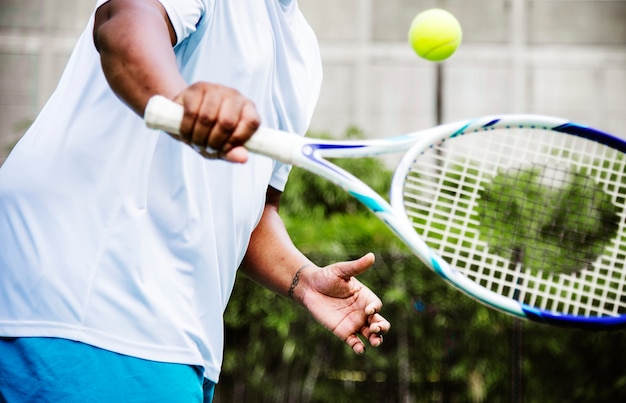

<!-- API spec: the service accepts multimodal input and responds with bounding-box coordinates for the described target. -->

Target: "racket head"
[390,116,626,328]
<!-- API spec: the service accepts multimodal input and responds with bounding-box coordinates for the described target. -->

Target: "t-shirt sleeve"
[269,162,292,193]
[154,0,208,45]
[95,0,208,47]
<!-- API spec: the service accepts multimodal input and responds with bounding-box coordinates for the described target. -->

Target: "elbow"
[92,4,115,54]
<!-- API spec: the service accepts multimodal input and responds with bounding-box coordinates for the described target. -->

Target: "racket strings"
[402,127,626,317]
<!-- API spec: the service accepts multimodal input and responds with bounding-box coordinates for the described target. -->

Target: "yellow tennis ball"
[408,9,462,62]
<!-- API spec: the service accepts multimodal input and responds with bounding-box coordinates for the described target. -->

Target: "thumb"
[223,146,249,163]
[335,252,375,279]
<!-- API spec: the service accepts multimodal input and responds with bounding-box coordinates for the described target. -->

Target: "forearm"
[93,0,187,115]
[241,192,390,354]
[240,191,313,302]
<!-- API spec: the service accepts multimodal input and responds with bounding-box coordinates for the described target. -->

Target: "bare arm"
[93,0,184,114]
[94,1,391,352]
[241,187,391,354]
[241,187,313,296]
[93,0,259,162]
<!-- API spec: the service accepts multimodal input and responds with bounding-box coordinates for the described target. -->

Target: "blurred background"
[1,0,625,402]
[302,0,626,138]
[1,0,625,159]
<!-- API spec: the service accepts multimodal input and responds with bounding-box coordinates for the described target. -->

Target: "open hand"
[297,253,391,354]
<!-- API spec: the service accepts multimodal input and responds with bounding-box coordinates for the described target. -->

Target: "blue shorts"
[0,337,215,402]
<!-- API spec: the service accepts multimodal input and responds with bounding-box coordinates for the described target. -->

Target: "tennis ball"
[408,9,462,62]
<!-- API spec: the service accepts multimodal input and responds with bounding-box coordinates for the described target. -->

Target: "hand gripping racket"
[145,95,626,329]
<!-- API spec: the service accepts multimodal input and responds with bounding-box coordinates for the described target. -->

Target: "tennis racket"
[145,95,626,329]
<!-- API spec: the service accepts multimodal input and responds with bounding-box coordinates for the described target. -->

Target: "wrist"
[288,263,313,303]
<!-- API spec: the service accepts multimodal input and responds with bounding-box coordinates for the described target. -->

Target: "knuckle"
[243,114,261,132]
[217,116,238,133]
[197,110,216,128]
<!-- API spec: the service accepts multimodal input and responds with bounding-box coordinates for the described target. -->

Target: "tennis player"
[0,0,390,401]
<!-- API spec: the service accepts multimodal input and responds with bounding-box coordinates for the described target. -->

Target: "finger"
[359,320,388,349]
[345,334,365,355]
[174,92,203,144]
[222,100,261,154]
[207,95,244,151]
[365,299,382,316]
[369,313,391,334]
[335,252,375,280]
[190,91,220,147]
[368,332,384,348]
[360,312,390,334]
[357,328,382,349]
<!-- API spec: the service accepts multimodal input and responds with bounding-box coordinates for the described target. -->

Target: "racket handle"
[144,95,184,135]
[144,95,301,164]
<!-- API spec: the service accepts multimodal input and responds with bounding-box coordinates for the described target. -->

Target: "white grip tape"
[144,95,301,164]
[144,95,184,135]
[145,96,220,157]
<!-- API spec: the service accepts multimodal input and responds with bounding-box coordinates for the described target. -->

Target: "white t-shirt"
[0,0,322,382]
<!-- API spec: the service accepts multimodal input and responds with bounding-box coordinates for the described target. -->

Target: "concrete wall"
[0,0,94,157]
[1,0,625,161]
[300,0,626,138]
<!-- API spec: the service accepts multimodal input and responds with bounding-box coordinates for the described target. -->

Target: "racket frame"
[145,95,626,329]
